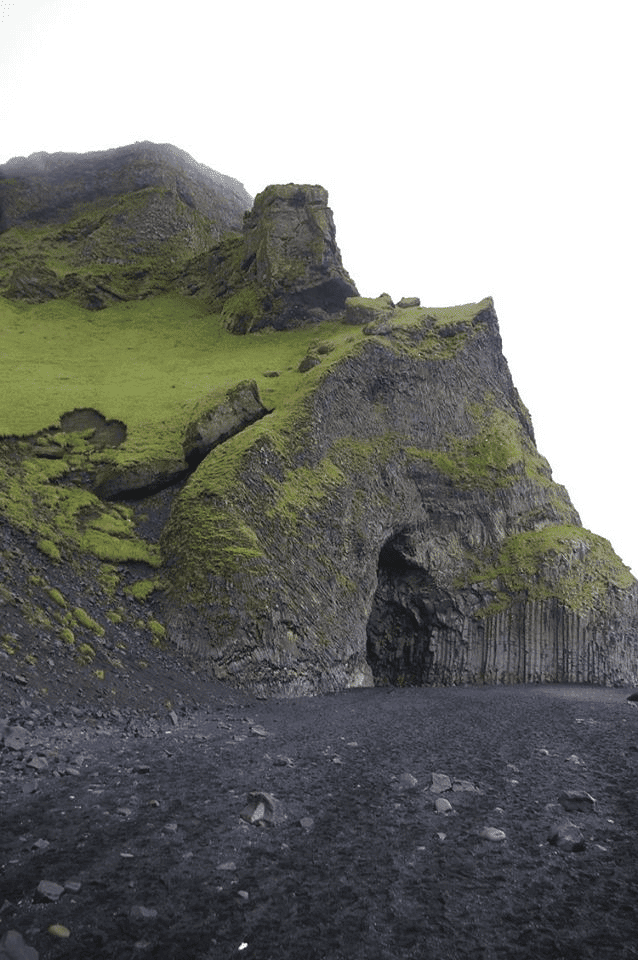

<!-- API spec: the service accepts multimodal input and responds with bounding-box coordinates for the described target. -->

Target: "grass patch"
[73,607,105,638]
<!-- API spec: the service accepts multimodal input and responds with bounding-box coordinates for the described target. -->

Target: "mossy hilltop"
[1,142,636,704]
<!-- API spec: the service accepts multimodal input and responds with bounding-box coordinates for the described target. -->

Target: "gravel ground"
[2,682,638,960]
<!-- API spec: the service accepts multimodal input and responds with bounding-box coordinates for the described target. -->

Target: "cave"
[366,534,451,686]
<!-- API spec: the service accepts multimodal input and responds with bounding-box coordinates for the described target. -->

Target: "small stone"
[32,839,50,852]
[168,711,178,727]
[250,725,268,737]
[398,772,418,790]
[480,827,506,842]
[36,880,65,902]
[3,726,29,751]
[430,773,452,794]
[26,756,48,772]
[217,861,237,872]
[299,817,314,831]
[0,929,39,960]
[47,925,70,939]
[548,822,586,852]
[435,797,453,814]
[64,880,82,894]
[273,755,294,767]
[130,906,158,920]
[558,790,597,813]
[236,890,250,901]
[452,779,481,793]
[565,754,585,765]
[240,791,283,826]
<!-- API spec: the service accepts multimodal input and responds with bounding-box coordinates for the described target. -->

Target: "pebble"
[480,827,507,842]
[431,773,452,794]
[47,926,70,939]
[548,822,586,852]
[558,789,597,813]
[130,906,158,920]
[36,880,65,902]
[0,929,39,960]
[435,797,453,814]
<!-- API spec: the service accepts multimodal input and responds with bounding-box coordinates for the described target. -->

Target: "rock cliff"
[161,296,638,695]
[0,143,636,703]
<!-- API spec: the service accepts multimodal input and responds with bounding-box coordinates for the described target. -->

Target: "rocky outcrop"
[0,142,251,236]
[183,381,269,467]
[161,298,638,695]
[217,184,358,332]
[0,142,253,305]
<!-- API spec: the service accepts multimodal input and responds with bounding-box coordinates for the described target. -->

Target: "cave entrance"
[366,533,448,686]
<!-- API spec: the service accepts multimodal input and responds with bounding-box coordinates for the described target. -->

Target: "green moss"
[1,634,18,655]
[73,607,105,637]
[47,587,67,608]
[270,460,346,530]
[407,402,556,493]
[472,524,634,615]
[76,642,96,665]
[37,538,62,562]
[59,627,75,645]
[126,578,159,601]
[0,453,160,567]
[106,610,123,624]
[148,619,166,644]
[98,564,120,595]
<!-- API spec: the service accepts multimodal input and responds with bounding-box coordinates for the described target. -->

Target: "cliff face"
[161,298,638,695]
[0,144,636,701]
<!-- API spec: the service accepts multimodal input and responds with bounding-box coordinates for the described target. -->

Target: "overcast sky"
[2,0,636,572]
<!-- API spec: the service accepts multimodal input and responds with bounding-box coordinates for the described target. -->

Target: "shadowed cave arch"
[366,531,458,686]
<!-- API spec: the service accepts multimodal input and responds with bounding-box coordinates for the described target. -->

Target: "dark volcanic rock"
[161,298,638,695]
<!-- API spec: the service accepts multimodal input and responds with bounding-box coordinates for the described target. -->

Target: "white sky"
[2,0,636,572]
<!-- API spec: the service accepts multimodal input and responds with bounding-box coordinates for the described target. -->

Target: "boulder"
[219,184,358,332]
[345,293,395,327]
[183,380,268,466]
